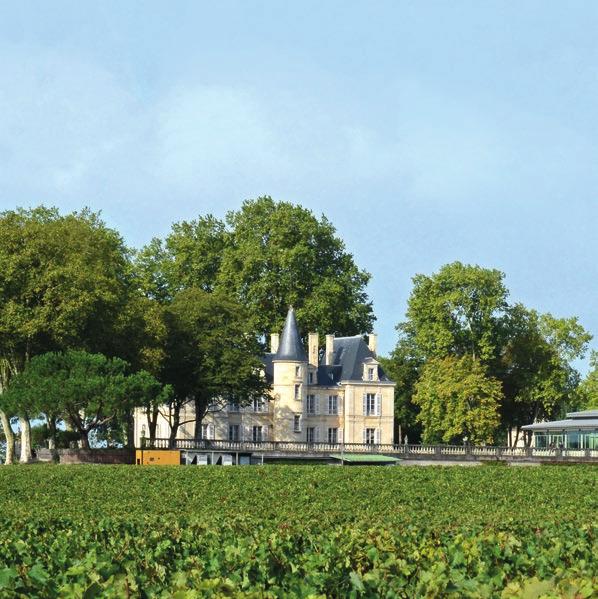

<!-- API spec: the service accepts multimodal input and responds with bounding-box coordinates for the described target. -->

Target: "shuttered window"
[327,428,338,444]
[328,395,338,415]
[364,428,376,445]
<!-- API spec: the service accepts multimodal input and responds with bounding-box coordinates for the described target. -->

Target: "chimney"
[368,333,377,356]
[308,332,319,366]
[270,333,280,354]
[325,334,335,365]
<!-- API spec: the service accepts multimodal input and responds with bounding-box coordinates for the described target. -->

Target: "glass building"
[522,410,598,449]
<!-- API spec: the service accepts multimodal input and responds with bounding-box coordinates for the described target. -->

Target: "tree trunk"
[147,406,159,444]
[513,426,520,448]
[47,417,59,462]
[124,410,135,449]
[0,410,15,465]
[19,416,32,463]
[79,431,90,449]
[168,405,181,449]
[194,398,202,439]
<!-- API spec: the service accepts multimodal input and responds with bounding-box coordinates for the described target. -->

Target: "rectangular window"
[365,428,376,445]
[293,414,302,433]
[228,400,240,412]
[308,371,314,384]
[365,393,377,416]
[368,367,375,381]
[201,423,213,440]
[295,366,301,378]
[306,394,316,415]
[306,427,317,443]
[253,397,266,412]
[328,427,338,444]
[295,384,301,400]
[328,395,338,415]
[228,424,239,442]
[252,426,263,442]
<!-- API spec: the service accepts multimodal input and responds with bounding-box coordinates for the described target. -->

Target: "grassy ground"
[0,464,596,597]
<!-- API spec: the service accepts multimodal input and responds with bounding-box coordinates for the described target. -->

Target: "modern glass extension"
[522,410,598,449]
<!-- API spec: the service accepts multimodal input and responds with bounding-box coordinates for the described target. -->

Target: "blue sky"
[1,1,598,361]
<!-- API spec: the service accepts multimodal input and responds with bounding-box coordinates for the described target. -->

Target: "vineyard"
[0,465,596,597]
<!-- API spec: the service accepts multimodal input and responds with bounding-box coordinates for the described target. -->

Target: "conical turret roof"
[274,307,307,362]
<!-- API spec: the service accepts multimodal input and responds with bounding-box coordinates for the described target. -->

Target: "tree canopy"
[163,288,269,441]
[135,196,375,340]
[389,262,592,445]
[413,356,502,445]
[0,207,134,461]
[2,350,168,448]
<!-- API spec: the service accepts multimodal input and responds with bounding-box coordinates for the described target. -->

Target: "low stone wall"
[37,448,134,465]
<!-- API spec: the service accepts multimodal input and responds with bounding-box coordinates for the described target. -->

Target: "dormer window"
[363,360,379,382]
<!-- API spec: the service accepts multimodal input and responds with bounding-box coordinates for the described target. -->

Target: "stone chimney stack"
[325,334,335,365]
[368,333,378,356]
[270,333,280,354]
[308,332,319,366]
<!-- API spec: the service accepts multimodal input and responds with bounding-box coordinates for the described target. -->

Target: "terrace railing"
[141,438,598,461]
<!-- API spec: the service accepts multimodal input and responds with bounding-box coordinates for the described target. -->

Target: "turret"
[272,307,307,441]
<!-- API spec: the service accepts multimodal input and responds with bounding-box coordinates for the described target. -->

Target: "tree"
[163,288,270,444]
[399,262,509,363]
[217,197,374,339]
[413,356,502,445]
[379,342,423,443]
[577,351,598,409]
[3,350,168,448]
[499,306,591,444]
[0,206,132,462]
[391,262,591,445]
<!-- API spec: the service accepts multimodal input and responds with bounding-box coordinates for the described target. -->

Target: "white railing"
[140,438,598,461]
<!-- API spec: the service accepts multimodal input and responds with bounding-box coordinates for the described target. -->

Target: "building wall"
[134,376,395,446]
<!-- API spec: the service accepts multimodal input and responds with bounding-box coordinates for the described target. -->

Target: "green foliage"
[164,288,269,432]
[399,262,509,362]
[218,197,374,338]
[500,306,591,429]
[2,350,168,447]
[389,262,592,443]
[578,351,598,409]
[0,206,131,368]
[134,197,375,341]
[0,465,596,597]
[413,356,502,444]
[379,345,423,442]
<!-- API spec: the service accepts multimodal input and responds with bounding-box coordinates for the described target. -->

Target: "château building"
[134,307,395,446]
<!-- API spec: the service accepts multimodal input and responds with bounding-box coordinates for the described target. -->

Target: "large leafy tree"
[218,197,374,338]
[388,262,591,445]
[379,343,423,443]
[162,288,269,445]
[500,306,590,444]
[577,351,598,409]
[134,216,227,301]
[399,262,509,363]
[3,350,168,449]
[0,207,132,462]
[389,262,508,442]
[413,356,502,445]
[137,197,375,339]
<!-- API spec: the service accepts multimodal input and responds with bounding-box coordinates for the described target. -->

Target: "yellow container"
[135,449,181,465]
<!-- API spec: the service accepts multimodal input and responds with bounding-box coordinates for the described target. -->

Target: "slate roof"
[274,307,308,362]
[566,410,598,419]
[522,410,598,432]
[264,329,393,386]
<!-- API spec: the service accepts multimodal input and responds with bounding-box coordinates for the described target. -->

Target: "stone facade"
[134,308,395,446]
